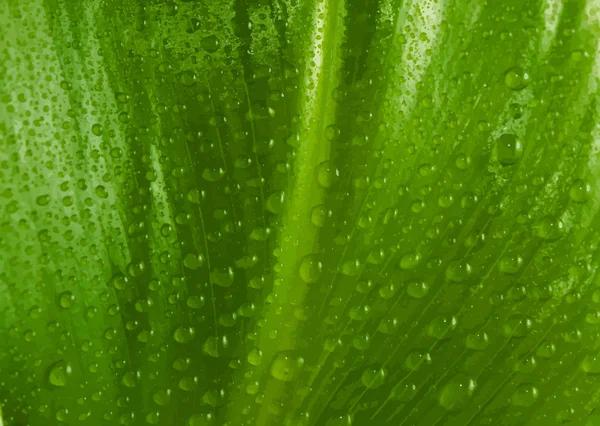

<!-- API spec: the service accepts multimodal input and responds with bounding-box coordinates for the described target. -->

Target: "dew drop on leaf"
[266,191,285,214]
[569,179,591,203]
[466,331,489,350]
[511,383,539,407]
[247,348,263,366]
[405,349,431,371]
[299,255,322,283]
[533,216,564,240]
[498,254,524,274]
[310,204,328,227]
[361,366,386,389]
[497,133,523,166]
[174,326,195,343]
[439,374,476,410]
[504,67,530,90]
[201,35,220,53]
[445,259,472,282]
[91,123,103,136]
[399,251,421,270]
[58,291,74,309]
[316,161,339,188]
[48,360,71,387]
[407,281,429,299]
[270,351,304,382]
[36,194,50,206]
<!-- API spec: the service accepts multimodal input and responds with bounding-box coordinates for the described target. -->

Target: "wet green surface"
[1,0,600,425]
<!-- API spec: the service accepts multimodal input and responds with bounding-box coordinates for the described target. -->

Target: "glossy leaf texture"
[1,0,600,425]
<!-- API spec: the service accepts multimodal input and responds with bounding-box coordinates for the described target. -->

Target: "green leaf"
[1,0,600,425]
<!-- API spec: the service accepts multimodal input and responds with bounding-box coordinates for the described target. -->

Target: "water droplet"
[536,341,556,359]
[210,267,234,288]
[405,349,431,371]
[201,35,220,53]
[270,351,304,382]
[399,251,421,270]
[310,204,328,227]
[316,161,339,188]
[92,123,103,136]
[341,259,360,276]
[391,383,418,402]
[533,216,564,240]
[497,133,523,166]
[438,194,454,208]
[266,191,285,214]
[173,357,191,372]
[95,185,109,198]
[180,70,197,86]
[353,333,371,351]
[184,253,204,270]
[248,348,263,366]
[299,255,322,283]
[428,316,457,339]
[153,389,171,406]
[36,194,51,206]
[569,179,591,203]
[48,360,71,387]
[504,67,530,90]
[407,281,429,298]
[445,259,472,282]
[325,124,341,141]
[498,254,524,274]
[122,371,137,388]
[58,291,74,309]
[511,383,538,407]
[174,326,195,343]
[418,163,435,177]
[378,282,397,299]
[466,331,489,350]
[361,366,386,389]
[455,154,471,170]
[439,374,476,410]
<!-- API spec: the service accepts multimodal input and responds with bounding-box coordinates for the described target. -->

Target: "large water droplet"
[201,35,220,53]
[361,366,386,389]
[266,191,285,214]
[316,161,339,188]
[439,374,476,410]
[511,383,539,407]
[48,360,71,387]
[445,259,472,282]
[569,179,591,203]
[407,281,429,299]
[299,255,323,283]
[504,67,530,90]
[533,216,564,240]
[174,326,195,343]
[497,133,523,166]
[270,351,304,382]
